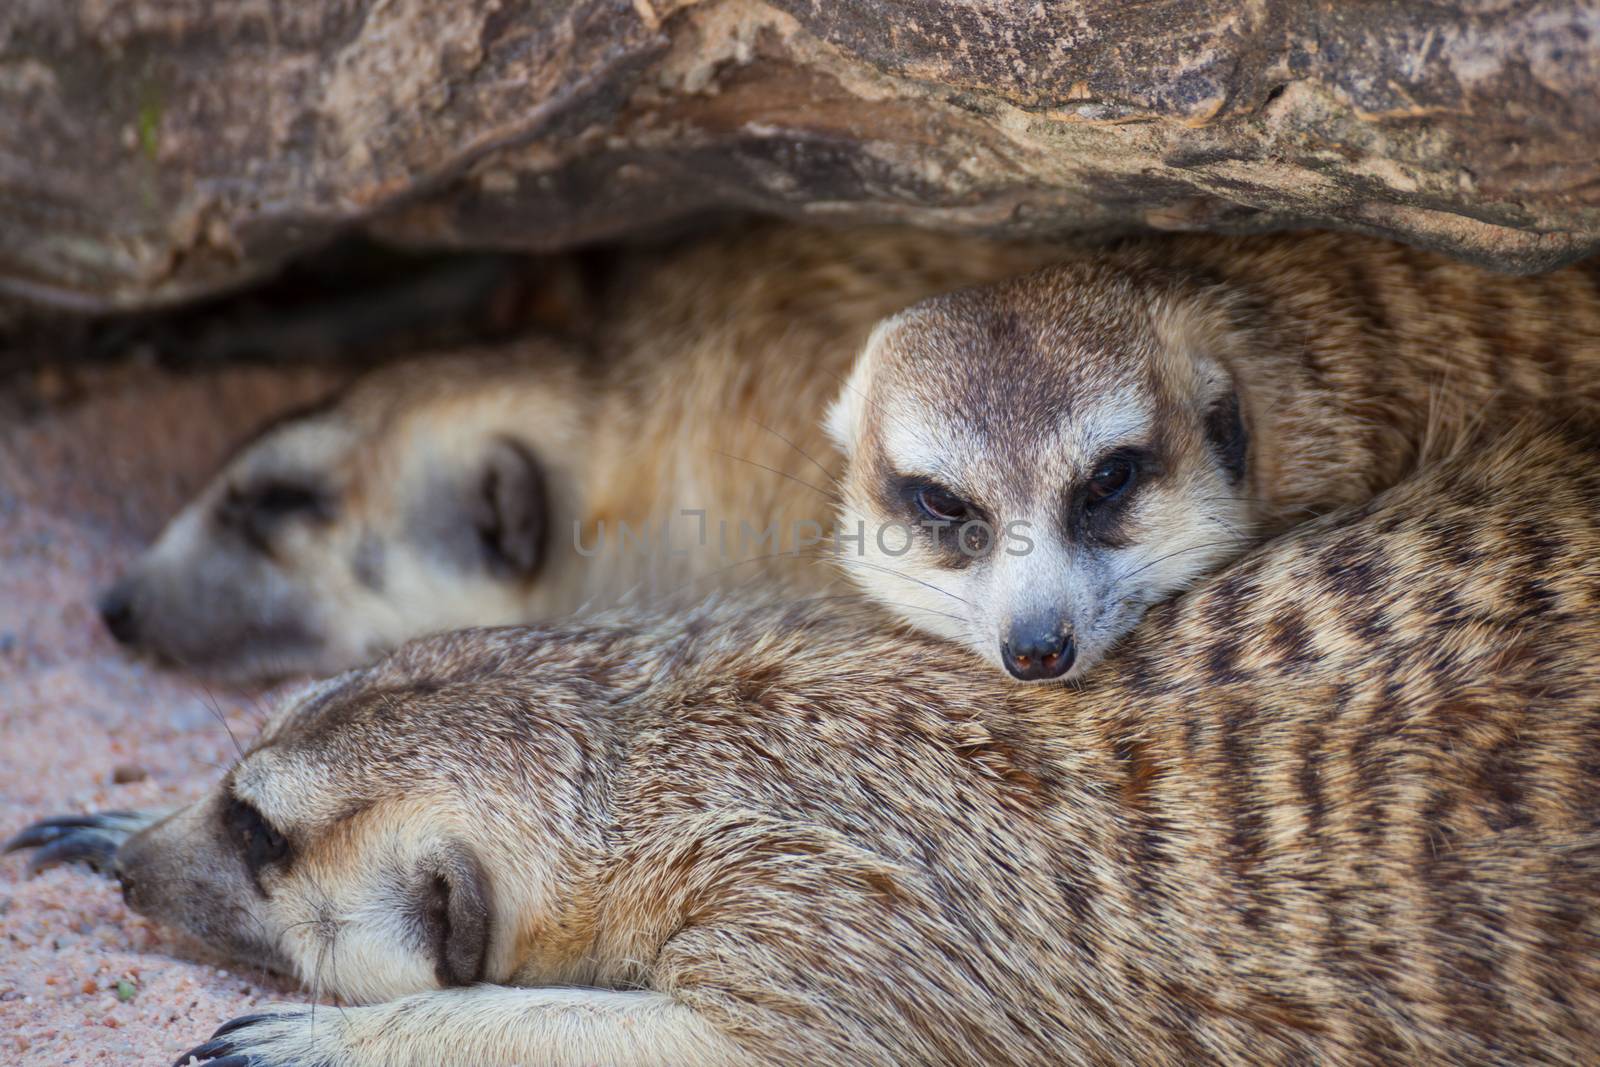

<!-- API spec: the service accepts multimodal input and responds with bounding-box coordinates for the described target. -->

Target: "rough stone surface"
[2,1,1597,310]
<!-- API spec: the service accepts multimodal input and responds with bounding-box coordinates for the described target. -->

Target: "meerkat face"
[98,366,577,680]
[112,634,606,1003]
[826,264,1257,682]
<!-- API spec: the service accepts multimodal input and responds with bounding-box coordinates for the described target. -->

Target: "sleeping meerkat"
[13,418,1600,1066]
[94,342,591,680]
[99,224,1058,679]
[826,233,1600,681]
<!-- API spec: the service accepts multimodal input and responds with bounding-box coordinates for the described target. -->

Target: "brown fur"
[15,416,1600,1065]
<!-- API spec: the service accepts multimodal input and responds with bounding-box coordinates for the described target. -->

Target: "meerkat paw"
[170,1010,336,1067]
[2,809,165,875]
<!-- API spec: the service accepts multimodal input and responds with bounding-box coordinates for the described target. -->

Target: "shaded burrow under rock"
[0,235,603,384]
[2,0,1597,312]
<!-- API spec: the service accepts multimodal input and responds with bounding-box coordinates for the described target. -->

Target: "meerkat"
[100,224,1059,679]
[827,232,1600,681]
[13,418,1600,1067]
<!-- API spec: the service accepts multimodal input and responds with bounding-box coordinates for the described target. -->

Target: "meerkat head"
[97,348,589,680]
[112,626,624,1003]
[826,262,1257,682]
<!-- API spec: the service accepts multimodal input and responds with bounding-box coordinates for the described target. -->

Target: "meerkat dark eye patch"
[475,437,548,580]
[221,795,291,884]
[419,844,492,987]
[1205,391,1248,485]
[889,476,991,566]
[217,478,334,552]
[1065,447,1155,546]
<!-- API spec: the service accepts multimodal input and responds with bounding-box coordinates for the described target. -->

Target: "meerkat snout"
[1000,617,1075,680]
[826,265,1257,683]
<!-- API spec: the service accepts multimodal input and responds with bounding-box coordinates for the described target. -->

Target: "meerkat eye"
[1085,453,1139,505]
[249,482,326,517]
[223,795,291,876]
[218,479,332,551]
[913,484,975,524]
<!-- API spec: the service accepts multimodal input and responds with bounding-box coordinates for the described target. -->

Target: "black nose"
[97,586,138,645]
[1001,627,1075,681]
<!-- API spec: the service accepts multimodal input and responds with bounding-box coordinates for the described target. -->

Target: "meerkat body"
[101,225,1058,679]
[15,418,1600,1066]
[826,232,1600,680]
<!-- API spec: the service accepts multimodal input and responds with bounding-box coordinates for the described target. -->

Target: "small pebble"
[111,764,148,785]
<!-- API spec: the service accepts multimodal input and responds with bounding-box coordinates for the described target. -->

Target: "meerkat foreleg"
[172,986,749,1067]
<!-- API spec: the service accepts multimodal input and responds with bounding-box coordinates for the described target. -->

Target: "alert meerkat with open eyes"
[826,233,1600,681]
[12,418,1600,1067]
[98,224,1058,680]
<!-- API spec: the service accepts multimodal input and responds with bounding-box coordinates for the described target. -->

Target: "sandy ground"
[0,361,347,1065]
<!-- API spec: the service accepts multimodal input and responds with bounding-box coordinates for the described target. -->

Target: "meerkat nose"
[97,585,139,646]
[1001,626,1076,681]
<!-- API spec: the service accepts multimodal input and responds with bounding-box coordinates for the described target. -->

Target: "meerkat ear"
[475,437,548,578]
[823,379,864,456]
[825,318,897,455]
[1172,344,1248,485]
[1203,387,1249,485]
[426,844,492,987]
[1150,294,1251,482]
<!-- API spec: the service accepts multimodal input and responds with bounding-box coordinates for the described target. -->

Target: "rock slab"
[2,0,1596,309]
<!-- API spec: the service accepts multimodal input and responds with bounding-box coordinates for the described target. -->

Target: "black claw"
[23,830,121,875]
[170,1012,297,1066]
[5,810,146,850]
[173,1037,236,1066]
[2,826,63,853]
[4,815,102,853]
[210,1013,281,1039]
[5,810,156,875]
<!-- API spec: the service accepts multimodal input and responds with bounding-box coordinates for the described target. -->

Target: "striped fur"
[21,416,1600,1066]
